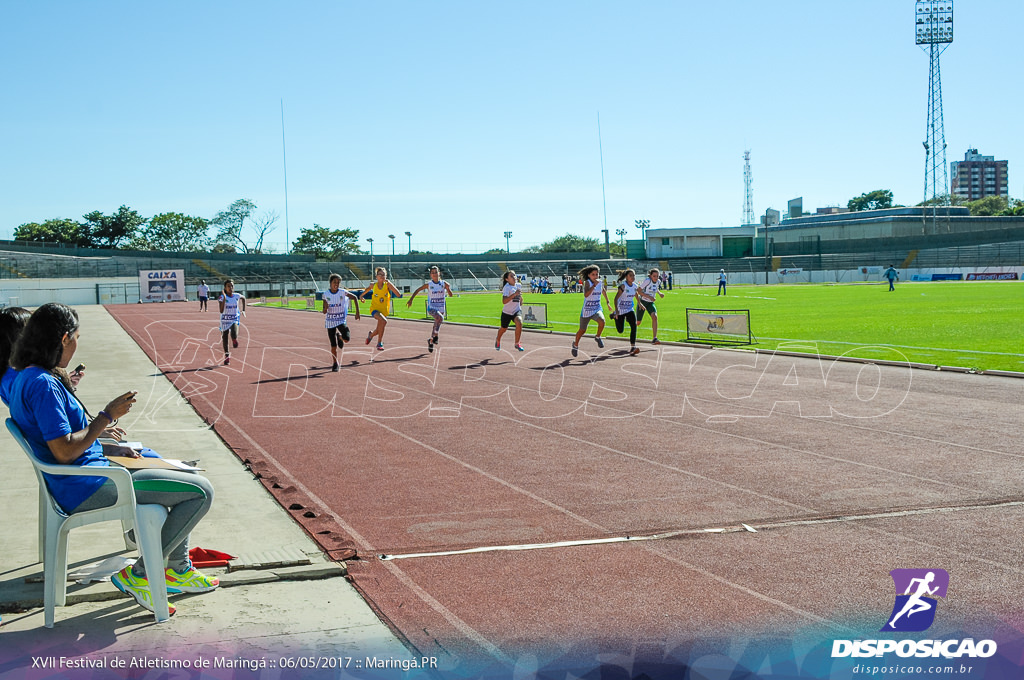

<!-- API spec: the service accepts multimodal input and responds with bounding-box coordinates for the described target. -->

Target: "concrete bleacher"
[1,238,1020,290]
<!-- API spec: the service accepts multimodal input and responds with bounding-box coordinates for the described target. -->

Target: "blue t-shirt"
[0,367,19,406]
[8,366,109,512]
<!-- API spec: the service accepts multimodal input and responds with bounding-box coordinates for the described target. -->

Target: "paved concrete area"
[0,306,410,665]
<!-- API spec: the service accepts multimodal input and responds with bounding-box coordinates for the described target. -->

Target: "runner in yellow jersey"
[361,267,402,350]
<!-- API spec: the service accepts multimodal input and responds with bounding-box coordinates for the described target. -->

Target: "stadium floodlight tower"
[916,1,953,207]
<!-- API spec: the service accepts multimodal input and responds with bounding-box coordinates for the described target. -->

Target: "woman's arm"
[387,281,402,297]
[45,391,135,464]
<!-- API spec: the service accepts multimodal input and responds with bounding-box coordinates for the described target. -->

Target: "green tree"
[211,199,277,254]
[13,218,88,245]
[538,233,602,253]
[1000,198,1024,216]
[291,225,361,259]
[848,190,894,212]
[965,195,1008,216]
[129,213,211,251]
[81,205,145,248]
[918,194,964,207]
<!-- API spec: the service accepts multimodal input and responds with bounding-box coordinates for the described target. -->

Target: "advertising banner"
[966,272,1018,281]
[931,273,963,281]
[686,308,752,345]
[521,303,548,327]
[138,270,185,302]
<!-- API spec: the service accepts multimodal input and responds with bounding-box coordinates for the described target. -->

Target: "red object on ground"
[189,547,236,568]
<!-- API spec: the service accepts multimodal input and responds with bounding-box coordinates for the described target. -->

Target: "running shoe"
[365,331,372,345]
[165,564,220,594]
[595,337,605,349]
[224,355,230,365]
[630,347,640,356]
[515,344,524,352]
[331,362,339,372]
[651,338,661,345]
[111,567,176,615]
[571,343,579,357]
[376,342,384,350]
[495,342,501,351]
[428,337,434,353]
[232,338,239,349]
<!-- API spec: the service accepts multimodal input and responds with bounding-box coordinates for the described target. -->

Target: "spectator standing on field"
[717,269,727,296]
[197,280,210,311]
[885,265,899,291]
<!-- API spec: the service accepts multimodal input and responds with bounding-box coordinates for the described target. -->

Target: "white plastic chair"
[7,418,171,627]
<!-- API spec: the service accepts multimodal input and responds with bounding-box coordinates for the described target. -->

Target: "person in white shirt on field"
[197,280,210,312]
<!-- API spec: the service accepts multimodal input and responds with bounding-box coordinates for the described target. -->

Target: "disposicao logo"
[831,568,998,659]
[881,568,948,632]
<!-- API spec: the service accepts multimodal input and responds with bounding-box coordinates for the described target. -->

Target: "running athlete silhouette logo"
[881,569,949,632]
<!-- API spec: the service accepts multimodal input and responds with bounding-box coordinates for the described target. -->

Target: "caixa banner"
[139,269,185,302]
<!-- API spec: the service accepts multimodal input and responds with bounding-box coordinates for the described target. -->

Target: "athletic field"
[255,281,1024,372]
[106,302,1024,677]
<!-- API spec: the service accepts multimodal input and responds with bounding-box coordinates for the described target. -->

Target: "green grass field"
[253,281,1024,372]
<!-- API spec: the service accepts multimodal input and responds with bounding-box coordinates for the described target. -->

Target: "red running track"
[107,303,1024,671]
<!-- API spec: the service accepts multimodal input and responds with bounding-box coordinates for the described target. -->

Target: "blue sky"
[1,1,1020,254]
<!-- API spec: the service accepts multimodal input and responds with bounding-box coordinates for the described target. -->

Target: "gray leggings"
[76,469,214,577]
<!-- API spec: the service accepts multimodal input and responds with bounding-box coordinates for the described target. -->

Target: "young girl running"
[495,270,524,352]
[636,267,666,345]
[323,274,361,371]
[362,267,401,350]
[407,266,453,353]
[218,279,245,365]
[571,264,613,357]
[612,269,642,355]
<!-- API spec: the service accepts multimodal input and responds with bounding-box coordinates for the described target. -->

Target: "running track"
[107,304,1024,674]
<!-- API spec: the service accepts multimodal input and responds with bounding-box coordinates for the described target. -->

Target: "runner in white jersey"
[495,270,525,352]
[636,268,666,345]
[218,279,246,365]
[571,264,613,358]
[322,274,361,372]
[612,269,642,355]
[407,266,453,353]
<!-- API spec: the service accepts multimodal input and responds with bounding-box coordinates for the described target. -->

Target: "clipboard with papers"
[104,455,204,472]
[99,439,203,471]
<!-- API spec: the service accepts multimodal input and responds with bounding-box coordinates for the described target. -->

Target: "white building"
[645,226,756,259]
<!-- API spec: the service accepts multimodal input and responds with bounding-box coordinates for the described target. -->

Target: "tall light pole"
[615,228,627,248]
[387,234,395,271]
[404,231,412,254]
[367,237,374,273]
[504,231,512,254]
[601,229,610,259]
[917,0,953,206]
[635,219,649,241]
[635,219,649,257]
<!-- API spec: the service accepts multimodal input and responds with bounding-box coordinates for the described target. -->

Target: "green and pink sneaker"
[165,564,220,594]
[111,567,176,615]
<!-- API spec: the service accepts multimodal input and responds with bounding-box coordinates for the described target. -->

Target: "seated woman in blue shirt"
[9,303,219,615]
